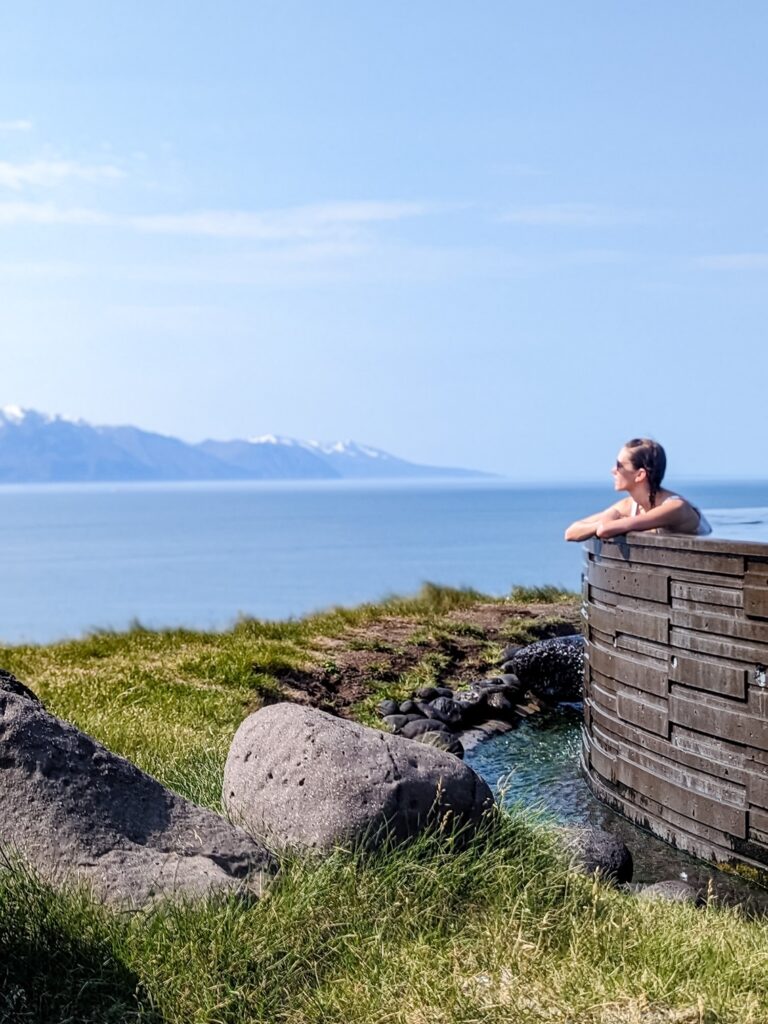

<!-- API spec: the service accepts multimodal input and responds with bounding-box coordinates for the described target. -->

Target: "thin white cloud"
[698,253,768,270]
[0,199,429,239]
[128,201,430,239]
[501,203,643,227]
[0,202,113,226]
[0,160,123,190]
[0,119,33,133]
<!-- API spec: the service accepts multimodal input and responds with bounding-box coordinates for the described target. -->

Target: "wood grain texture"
[582,534,768,869]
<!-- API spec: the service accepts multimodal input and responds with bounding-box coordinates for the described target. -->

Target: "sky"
[1,1,767,481]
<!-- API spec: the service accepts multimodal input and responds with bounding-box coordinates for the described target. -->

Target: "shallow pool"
[466,706,768,911]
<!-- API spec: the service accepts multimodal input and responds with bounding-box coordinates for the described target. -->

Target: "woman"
[564,438,711,542]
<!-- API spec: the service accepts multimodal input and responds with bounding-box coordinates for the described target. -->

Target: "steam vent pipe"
[581,532,768,870]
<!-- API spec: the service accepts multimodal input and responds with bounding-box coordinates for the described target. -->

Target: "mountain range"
[0,406,487,483]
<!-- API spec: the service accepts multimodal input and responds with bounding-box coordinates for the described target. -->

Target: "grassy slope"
[1,585,766,1024]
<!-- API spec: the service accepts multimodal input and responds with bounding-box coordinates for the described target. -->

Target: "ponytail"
[625,438,666,508]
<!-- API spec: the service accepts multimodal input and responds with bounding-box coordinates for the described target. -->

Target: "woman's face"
[611,447,638,491]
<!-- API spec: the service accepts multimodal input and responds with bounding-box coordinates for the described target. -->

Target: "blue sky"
[1,2,767,480]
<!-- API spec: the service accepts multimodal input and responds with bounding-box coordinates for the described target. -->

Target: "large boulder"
[505,635,585,703]
[223,703,494,854]
[0,684,274,907]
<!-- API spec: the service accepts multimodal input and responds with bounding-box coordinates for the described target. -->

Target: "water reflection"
[466,706,768,912]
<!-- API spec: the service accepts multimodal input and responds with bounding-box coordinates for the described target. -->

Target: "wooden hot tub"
[582,532,768,869]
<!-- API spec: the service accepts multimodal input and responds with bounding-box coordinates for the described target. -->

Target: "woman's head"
[613,438,667,507]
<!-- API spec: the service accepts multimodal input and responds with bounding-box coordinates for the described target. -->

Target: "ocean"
[1,478,767,645]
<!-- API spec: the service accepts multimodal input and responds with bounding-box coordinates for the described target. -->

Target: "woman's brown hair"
[625,438,667,508]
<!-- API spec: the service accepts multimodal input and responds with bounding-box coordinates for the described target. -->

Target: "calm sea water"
[1,478,767,645]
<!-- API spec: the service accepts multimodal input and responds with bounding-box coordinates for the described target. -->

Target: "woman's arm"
[596,498,693,539]
[564,502,626,542]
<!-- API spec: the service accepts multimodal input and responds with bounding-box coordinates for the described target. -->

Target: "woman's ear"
[634,466,647,484]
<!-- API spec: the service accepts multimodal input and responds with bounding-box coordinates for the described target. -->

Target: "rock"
[223,703,494,854]
[501,659,521,674]
[377,698,400,718]
[400,718,452,740]
[453,688,483,706]
[485,691,514,716]
[414,731,465,759]
[505,635,585,703]
[415,686,439,701]
[0,668,42,704]
[0,684,275,907]
[428,696,464,726]
[637,880,703,905]
[399,699,419,715]
[561,827,633,884]
[382,714,409,733]
[403,713,425,724]
[497,673,521,688]
[500,644,525,663]
[434,687,454,698]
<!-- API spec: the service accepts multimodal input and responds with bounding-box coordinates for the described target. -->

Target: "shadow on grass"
[0,860,157,1024]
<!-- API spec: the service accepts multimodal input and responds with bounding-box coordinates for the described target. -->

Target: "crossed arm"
[564,498,693,542]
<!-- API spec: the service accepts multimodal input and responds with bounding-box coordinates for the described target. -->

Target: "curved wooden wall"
[582,533,768,869]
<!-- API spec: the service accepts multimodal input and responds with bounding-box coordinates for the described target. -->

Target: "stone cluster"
[375,634,586,756]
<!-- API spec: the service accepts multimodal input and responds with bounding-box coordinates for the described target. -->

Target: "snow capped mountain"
[0,407,488,483]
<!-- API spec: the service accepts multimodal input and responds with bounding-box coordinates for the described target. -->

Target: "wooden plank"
[670,580,743,609]
[671,608,768,645]
[611,754,747,837]
[615,687,669,736]
[586,604,616,637]
[596,541,744,576]
[589,642,669,697]
[672,725,748,777]
[747,772,768,810]
[587,561,670,603]
[616,634,670,661]
[744,584,768,620]
[589,708,750,784]
[669,688,768,751]
[669,652,747,700]
[593,721,746,807]
[591,585,668,615]
[669,626,768,666]
[616,606,669,644]
[749,807,768,838]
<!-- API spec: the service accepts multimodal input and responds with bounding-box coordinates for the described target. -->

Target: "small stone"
[637,880,703,905]
[434,686,454,698]
[561,827,633,884]
[382,714,409,733]
[428,697,464,726]
[414,731,465,758]
[377,699,400,718]
[485,691,514,715]
[399,699,418,715]
[500,644,525,663]
[415,686,439,701]
[400,718,451,740]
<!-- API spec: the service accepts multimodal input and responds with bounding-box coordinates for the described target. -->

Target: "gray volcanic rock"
[223,703,494,854]
[0,686,275,907]
[428,696,464,726]
[0,668,42,703]
[377,699,400,718]
[637,880,703,905]
[382,714,410,733]
[413,731,465,759]
[561,827,633,884]
[400,718,451,740]
[505,635,585,702]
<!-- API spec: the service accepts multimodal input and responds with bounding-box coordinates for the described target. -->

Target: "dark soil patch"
[264,600,581,715]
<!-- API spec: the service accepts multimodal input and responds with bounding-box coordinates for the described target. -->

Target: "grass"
[2,583,767,1023]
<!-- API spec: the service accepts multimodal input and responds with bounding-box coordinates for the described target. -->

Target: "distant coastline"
[0,405,491,484]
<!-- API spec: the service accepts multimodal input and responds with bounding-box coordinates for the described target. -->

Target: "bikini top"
[629,496,712,536]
